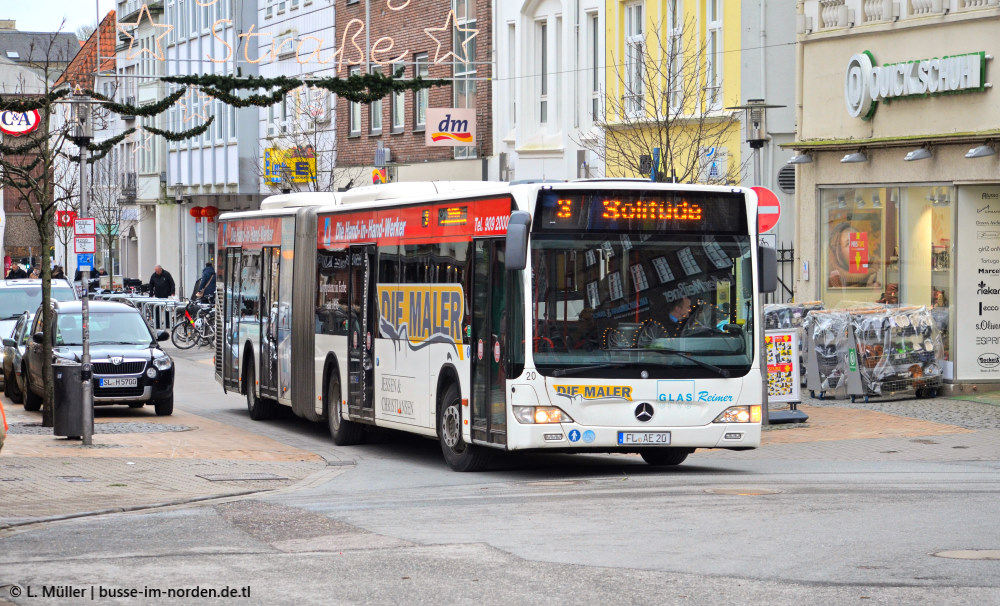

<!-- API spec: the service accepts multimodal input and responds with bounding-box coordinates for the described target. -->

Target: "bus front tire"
[438,384,489,472]
[640,448,692,466]
[327,374,363,446]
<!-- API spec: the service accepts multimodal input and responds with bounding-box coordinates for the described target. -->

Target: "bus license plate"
[618,432,671,445]
[100,378,138,388]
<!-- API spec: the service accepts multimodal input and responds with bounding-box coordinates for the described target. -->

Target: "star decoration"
[135,128,155,153]
[423,10,479,66]
[117,4,174,62]
[177,88,213,123]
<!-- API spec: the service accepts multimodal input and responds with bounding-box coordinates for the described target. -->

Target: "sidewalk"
[0,401,327,529]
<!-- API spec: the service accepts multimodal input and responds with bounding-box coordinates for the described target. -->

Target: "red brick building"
[334,0,492,184]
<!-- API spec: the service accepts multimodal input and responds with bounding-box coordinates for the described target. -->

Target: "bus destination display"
[536,190,748,233]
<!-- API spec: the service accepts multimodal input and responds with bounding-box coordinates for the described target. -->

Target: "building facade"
[492,0,605,182]
[333,0,493,184]
[791,0,1000,384]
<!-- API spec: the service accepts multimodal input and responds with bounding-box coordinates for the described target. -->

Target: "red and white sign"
[73,217,96,236]
[753,186,781,234]
[0,109,40,136]
[56,210,77,228]
[74,236,96,254]
[493,340,500,363]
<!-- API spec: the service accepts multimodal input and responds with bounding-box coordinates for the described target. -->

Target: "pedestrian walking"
[51,265,66,280]
[195,262,217,303]
[148,264,176,298]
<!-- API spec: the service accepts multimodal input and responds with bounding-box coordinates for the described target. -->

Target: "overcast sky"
[3,0,115,36]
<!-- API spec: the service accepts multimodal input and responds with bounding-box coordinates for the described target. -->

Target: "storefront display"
[954,185,1000,381]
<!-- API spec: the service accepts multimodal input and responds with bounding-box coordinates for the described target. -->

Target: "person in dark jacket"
[195,262,217,302]
[5,262,28,279]
[148,265,176,298]
[51,265,66,280]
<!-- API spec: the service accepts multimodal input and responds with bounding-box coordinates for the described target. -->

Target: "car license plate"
[99,377,138,388]
[618,432,671,445]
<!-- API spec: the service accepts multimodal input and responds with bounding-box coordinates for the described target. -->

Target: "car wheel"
[326,372,363,446]
[23,366,42,411]
[244,360,273,420]
[8,367,23,404]
[438,383,489,472]
[640,448,692,466]
[153,396,173,416]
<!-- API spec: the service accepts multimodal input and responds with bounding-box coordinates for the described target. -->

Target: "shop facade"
[790,9,1000,385]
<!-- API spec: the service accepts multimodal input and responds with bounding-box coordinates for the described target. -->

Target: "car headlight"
[152,356,172,371]
[713,405,762,424]
[512,406,574,424]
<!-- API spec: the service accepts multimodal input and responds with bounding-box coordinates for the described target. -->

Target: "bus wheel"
[327,373,363,446]
[438,384,489,472]
[245,360,273,421]
[640,448,691,466]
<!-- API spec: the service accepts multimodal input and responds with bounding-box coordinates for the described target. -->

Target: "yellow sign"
[264,148,316,185]
[377,284,465,360]
[553,385,634,401]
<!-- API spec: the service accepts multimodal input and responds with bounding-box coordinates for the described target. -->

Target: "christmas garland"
[162,71,448,105]
[145,117,213,141]
[65,128,136,164]
[0,135,44,156]
[85,88,188,117]
[0,88,69,112]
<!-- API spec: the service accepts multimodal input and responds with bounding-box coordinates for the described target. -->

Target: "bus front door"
[222,248,242,391]
[470,239,508,446]
[347,245,376,422]
[259,246,281,400]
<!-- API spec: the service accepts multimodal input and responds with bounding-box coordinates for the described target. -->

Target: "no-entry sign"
[753,186,781,234]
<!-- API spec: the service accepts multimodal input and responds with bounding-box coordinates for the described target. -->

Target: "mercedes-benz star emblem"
[634,402,654,422]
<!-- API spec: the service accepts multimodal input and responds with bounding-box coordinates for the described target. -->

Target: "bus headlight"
[513,406,574,424]
[713,405,762,424]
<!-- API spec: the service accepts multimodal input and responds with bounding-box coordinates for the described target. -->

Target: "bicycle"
[171,302,216,349]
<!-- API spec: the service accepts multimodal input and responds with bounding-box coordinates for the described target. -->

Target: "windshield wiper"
[91,341,143,345]
[606,348,731,378]
[551,362,628,377]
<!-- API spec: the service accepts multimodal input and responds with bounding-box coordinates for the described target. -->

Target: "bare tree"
[88,144,148,278]
[75,24,96,43]
[257,86,366,193]
[0,30,81,424]
[577,16,746,184]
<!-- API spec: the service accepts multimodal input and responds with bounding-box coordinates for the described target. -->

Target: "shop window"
[820,185,953,362]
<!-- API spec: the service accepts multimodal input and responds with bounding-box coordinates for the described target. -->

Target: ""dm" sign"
[0,110,41,136]
[425,108,476,147]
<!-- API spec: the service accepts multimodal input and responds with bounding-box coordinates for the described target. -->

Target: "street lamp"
[725,99,785,185]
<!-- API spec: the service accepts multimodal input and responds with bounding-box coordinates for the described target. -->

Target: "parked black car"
[2,312,33,403]
[24,301,174,415]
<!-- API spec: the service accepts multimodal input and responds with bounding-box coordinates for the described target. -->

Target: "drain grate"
[8,422,192,435]
[933,550,1000,560]
[197,473,289,482]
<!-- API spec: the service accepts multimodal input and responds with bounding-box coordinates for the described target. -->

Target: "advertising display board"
[955,186,1000,381]
[766,331,801,403]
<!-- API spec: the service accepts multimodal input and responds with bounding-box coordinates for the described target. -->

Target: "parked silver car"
[0,279,77,388]
[2,312,33,403]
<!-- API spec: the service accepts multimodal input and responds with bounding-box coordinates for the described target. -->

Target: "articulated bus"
[215,181,777,471]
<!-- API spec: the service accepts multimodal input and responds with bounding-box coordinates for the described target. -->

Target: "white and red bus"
[215,181,777,471]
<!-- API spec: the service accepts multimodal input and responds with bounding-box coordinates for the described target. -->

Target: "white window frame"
[537,20,548,124]
[370,65,383,134]
[667,0,683,111]
[453,0,477,158]
[588,12,600,123]
[414,54,428,131]
[349,65,362,136]
[624,1,644,117]
[705,0,723,112]
[189,0,198,38]
[508,23,516,126]
[391,62,405,133]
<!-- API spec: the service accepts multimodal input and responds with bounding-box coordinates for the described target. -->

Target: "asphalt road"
[1,346,998,605]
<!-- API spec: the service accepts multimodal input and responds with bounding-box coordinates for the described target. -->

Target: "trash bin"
[53,361,90,439]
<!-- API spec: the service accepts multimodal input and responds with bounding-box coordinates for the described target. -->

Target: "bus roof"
[258,181,505,211]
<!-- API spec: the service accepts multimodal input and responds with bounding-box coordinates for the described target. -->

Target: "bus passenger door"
[347,245,376,422]
[470,239,508,446]
[259,246,281,400]
[222,248,242,391]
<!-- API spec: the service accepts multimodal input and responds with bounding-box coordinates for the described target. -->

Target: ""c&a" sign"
[0,109,41,136]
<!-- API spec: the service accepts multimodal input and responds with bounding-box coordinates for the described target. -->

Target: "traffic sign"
[753,186,781,233]
[74,236,96,254]
[76,253,94,272]
[74,217,96,236]
[56,210,77,228]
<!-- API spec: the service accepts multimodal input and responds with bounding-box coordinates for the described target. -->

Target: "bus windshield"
[530,233,754,379]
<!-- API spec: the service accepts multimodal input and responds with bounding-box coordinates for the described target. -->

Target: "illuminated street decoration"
[424,10,478,65]
[116,4,174,62]
[177,88,213,123]
[117,2,478,70]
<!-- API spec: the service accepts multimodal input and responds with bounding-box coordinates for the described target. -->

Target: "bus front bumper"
[504,422,761,451]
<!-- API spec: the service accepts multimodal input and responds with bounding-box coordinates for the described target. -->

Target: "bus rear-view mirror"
[759,246,778,294]
[505,211,532,271]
